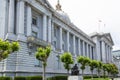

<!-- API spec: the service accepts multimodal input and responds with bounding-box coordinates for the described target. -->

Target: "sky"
[48,0,120,51]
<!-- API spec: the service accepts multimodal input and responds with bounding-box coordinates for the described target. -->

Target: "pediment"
[104,33,114,45]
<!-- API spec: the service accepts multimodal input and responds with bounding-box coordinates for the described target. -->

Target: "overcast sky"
[48,0,120,51]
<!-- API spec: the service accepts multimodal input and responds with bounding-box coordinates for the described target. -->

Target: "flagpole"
[98,20,102,33]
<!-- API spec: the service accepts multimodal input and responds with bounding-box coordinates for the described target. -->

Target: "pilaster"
[26,5,32,36]
[43,14,47,41]
[8,0,15,33]
[73,35,76,57]
[60,27,62,51]
[78,38,81,55]
[48,17,52,43]
[102,41,106,63]
[83,41,85,56]
[87,44,89,57]
[67,31,69,52]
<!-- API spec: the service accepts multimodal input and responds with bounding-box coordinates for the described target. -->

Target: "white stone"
[68,76,83,80]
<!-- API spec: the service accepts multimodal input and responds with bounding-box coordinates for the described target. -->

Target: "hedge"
[47,76,68,80]
[84,76,108,79]
[14,76,26,80]
[27,76,42,80]
[0,77,12,80]
[14,76,42,80]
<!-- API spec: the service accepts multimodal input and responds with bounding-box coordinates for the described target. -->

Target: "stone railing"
[27,36,50,47]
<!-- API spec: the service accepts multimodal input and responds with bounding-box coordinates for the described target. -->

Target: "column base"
[17,34,27,42]
[5,33,17,41]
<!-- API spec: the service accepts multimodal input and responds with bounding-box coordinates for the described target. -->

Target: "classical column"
[78,38,81,55]
[108,46,110,62]
[60,27,62,51]
[83,41,85,56]
[51,22,54,42]
[90,46,92,59]
[8,0,15,33]
[67,31,69,52]
[5,0,17,40]
[48,17,52,43]
[43,14,47,41]
[109,47,112,62]
[26,5,32,36]
[16,0,26,41]
[73,35,76,56]
[87,44,89,57]
[102,41,106,63]
[93,47,96,60]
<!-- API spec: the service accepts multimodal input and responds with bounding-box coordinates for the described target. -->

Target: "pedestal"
[68,76,83,80]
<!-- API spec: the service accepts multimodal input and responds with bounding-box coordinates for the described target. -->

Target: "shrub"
[14,76,26,80]
[47,76,68,80]
[0,77,12,80]
[27,76,42,80]
[84,76,108,79]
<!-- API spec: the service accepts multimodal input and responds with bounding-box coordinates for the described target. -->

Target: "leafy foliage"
[0,76,12,80]
[35,46,51,80]
[0,39,19,61]
[97,61,103,77]
[35,46,51,67]
[77,56,90,75]
[47,76,68,80]
[60,52,74,73]
[89,60,99,71]
[110,63,119,76]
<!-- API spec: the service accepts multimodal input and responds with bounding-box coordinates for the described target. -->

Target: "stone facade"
[112,50,120,76]
[0,0,114,77]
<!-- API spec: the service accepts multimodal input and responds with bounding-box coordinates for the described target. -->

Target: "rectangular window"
[32,31,37,38]
[32,17,37,25]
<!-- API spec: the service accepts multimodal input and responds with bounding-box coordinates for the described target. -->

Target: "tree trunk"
[103,71,106,78]
[67,70,69,75]
[98,69,100,78]
[43,63,46,80]
[91,70,93,80]
[82,70,84,76]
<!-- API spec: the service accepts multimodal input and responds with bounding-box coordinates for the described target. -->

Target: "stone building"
[0,0,114,77]
[112,50,120,76]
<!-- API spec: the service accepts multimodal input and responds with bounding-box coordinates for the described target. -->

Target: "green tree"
[89,60,99,79]
[110,63,119,78]
[97,61,103,78]
[106,63,113,77]
[0,39,19,61]
[35,46,51,80]
[60,52,74,74]
[103,63,108,78]
[77,56,90,76]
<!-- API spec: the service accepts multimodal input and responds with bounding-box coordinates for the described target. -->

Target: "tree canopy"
[61,52,74,74]
[0,39,19,61]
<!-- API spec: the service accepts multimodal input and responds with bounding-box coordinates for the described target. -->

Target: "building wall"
[0,0,113,77]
